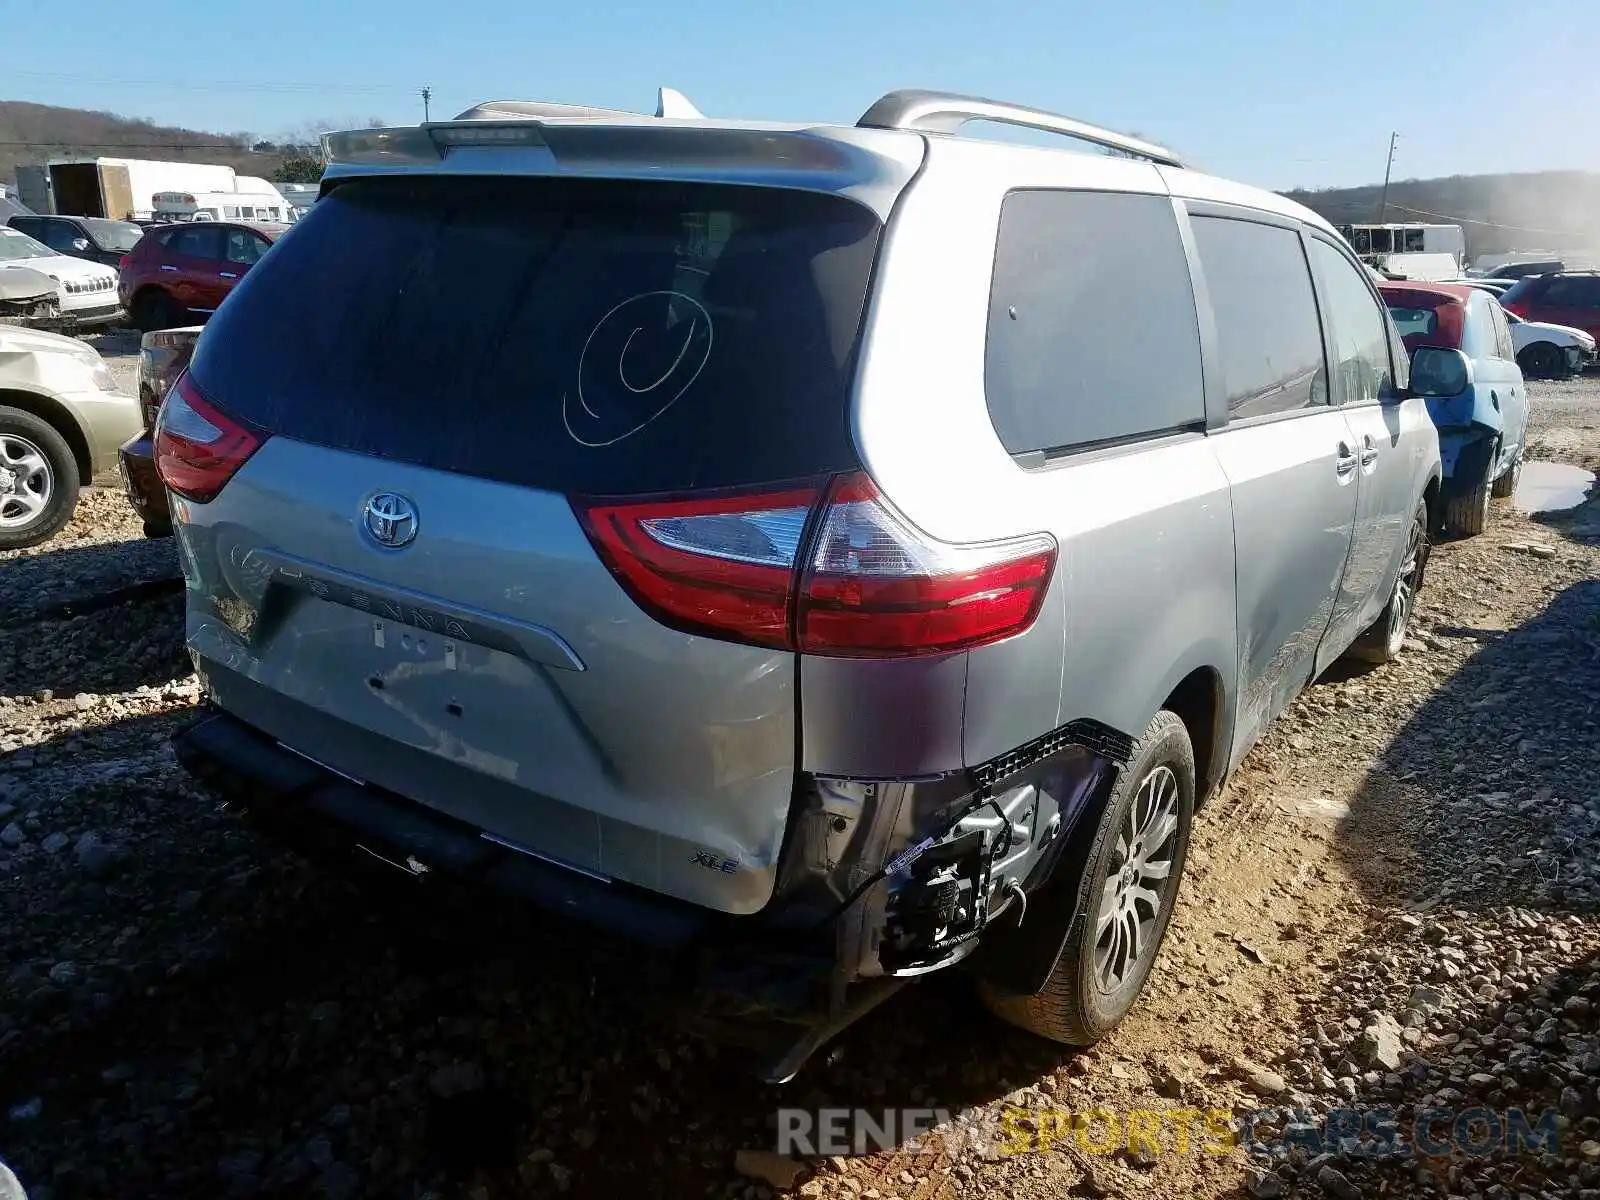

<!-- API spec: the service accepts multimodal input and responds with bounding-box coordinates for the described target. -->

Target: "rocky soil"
[0,368,1596,1199]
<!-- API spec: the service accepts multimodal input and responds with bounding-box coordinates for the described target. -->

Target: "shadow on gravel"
[0,707,1058,1200]
[0,590,187,699]
[0,536,179,631]
[1331,571,1600,915]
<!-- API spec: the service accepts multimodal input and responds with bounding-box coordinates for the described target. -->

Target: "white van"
[152,190,294,224]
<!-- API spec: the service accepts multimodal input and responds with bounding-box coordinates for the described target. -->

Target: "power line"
[2,67,405,95]
[1385,202,1594,239]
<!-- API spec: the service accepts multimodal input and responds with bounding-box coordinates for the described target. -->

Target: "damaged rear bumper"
[173,706,1124,1079]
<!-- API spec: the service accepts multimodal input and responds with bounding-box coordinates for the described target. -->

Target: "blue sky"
[5,0,1597,191]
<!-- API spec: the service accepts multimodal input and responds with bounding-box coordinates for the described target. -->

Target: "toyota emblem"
[363,492,418,548]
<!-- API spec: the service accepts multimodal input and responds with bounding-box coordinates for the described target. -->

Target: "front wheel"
[1517,343,1564,380]
[1348,499,1428,665]
[979,710,1194,1045]
[133,288,181,333]
[0,407,79,550]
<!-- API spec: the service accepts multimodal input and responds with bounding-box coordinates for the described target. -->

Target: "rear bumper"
[117,430,169,527]
[174,708,714,948]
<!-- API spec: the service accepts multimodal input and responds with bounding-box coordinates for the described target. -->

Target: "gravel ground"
[0,371,1596,1200]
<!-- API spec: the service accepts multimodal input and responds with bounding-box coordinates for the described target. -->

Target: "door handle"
[1335,443,1358,479]
[1360,435,1379,469]
[159,265,178,272]
[219,271,237,279]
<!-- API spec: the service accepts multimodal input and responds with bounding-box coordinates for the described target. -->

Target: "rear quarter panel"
[827,139,1238,773]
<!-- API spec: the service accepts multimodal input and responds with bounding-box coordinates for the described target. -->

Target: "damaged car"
[0,322,142,547]
[0,225,124,330]
[1380,281,1529,536]
[164,89,1442,1079]
[0,266,61,326]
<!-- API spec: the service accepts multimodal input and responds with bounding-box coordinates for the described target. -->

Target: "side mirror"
[71,237,90,252]
[1409,346,1470,398]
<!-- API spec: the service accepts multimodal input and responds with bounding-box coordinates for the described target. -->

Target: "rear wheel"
[1517,342,1563,380]
[979,710,1194,1045]
[0,407,78,550]
[133,288,180,333]
[1348,499,1427,664]
[1491,452,1522,500]
[1444,467,1492,538]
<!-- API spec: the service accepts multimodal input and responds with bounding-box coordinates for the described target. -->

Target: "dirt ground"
[0,364,1597,1200]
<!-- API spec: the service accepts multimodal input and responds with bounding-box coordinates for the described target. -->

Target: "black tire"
[133,288,180,333]
[0,406,79,550]
[1443,470,1492,538]
[1490,453,1522,500]
[1348,499,1428,665]
[142,518,174,539]
[1517,343,1563,380]
[979,710,1194,1045]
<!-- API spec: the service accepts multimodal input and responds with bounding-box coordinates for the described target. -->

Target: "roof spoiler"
[451,87,705,123]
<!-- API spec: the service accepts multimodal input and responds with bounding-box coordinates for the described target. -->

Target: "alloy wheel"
[1093,764,1180,991]
[0,434,53,530]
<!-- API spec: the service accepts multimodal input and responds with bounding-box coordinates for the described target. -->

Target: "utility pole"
[1376,131,1398,223]
[421,86,433,124]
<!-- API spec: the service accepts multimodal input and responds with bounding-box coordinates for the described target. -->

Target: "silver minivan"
[165,90,1443,1078]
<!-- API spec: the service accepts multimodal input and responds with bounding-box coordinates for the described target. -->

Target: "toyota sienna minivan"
[164,89,1444,1079]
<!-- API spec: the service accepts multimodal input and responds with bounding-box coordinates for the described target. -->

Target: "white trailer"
[47,157,239,220]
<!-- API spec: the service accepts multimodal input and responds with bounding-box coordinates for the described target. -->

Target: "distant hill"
[1282,171,1600,261]
[0,101,291,186]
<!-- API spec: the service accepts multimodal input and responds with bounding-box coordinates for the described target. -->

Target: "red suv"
[1501,271,1600,342]
[118,220,286,331]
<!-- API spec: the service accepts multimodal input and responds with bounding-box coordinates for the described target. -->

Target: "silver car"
[165,90,1442,1077]
[0,323,141,548]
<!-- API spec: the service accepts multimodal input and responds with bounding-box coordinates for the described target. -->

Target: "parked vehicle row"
[0,225,123,329]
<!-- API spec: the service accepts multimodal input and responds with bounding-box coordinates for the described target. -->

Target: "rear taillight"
[797,475,1057,657]
[577,487,819,649]
[575,473,1056,658]
[119,254,131,270]
[1503,301,1528,318]
[154,373,264,502]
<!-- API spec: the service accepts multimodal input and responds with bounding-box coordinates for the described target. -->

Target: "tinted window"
[8,216,42,239]
[223,228,268,265]
[1386,305,1438,340]
[169,226,223,259]
[1191,216,1327,418]
[190,176,881,496]
[1543,276,1600,307]
[985,190,1203,453]
[1308,240,1393,405]
[40,220,82,253]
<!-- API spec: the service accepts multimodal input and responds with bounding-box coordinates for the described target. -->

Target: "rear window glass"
[1385,305,1439,340]
[984,190,1204,455]
[189,176,882,495]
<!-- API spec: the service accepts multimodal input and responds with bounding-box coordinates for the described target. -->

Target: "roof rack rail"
[856,89,1185,168]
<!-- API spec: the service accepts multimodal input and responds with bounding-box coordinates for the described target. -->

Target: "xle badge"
[692,849,739,874]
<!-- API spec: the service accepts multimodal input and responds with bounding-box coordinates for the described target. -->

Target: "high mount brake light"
[576,473,1057,658]
[153,372,265,502]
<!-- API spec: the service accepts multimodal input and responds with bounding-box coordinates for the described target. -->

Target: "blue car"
[1381,281,1529,536]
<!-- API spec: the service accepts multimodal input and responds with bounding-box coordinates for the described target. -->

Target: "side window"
[223,228,268,265]
[1488,301,1515,360]
[1308,239,1394,405]
[1191,215,1327,419]
[9,216,42,239]
[170,226,224,260]
[41,220,81,253]
[985,190,1204,454]
[1543,277,1600,307]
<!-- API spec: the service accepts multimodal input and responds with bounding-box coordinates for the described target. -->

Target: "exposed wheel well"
[0,389,92,484]
[1422,474,1441,532]
[1162,667,1226,804]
